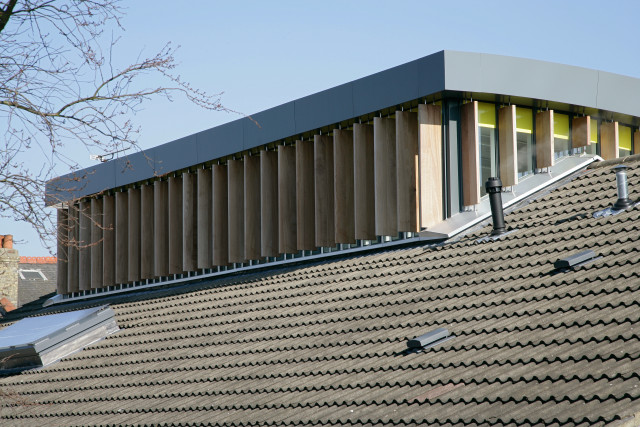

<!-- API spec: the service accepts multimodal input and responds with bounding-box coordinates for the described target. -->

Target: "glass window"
[554,113,570,159]
[478,102,497,196]
[619,125,632,157]
[516,107,533,178]
[585,118,598,155]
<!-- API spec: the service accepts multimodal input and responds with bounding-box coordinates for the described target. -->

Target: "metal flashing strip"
[593,200,640,218]
[420,154,600,241]
[44,236,432,307]
[476,228,519,243]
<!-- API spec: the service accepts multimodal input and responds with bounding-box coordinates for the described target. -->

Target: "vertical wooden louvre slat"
[261,150,278,257]
[396,110,419,232]
[374,117,397,237]
[333,129,355,244]
[461,101,480,206]
[353,123,375,241]
[418,104,443,229]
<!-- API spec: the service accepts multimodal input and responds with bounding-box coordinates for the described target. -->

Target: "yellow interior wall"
[478,102,495,128]
[590,118,598,144]
[516,107,532,134]
[554,113,569,140]
[619,125,632,150]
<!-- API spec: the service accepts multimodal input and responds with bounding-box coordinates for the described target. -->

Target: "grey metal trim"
[46,50,640,204]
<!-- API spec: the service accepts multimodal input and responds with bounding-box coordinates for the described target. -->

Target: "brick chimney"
[0,234,20,308]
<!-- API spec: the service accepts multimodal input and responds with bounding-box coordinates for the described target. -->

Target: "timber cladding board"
[353,123,376,241]
[114,192,128,285]
[278,145,297,254]
[374,117,398,236]
[498,105,518,187]
[635,130,640,154]
[296,140,315,251]
[333,129,355,244]
[56,209,68,294]
[140,185,154,280]
[535,110,554,169]
[153,181,169,277]
[168,176,183,275]
[102,194,116,287]
[182,173,197,272]
[197,168,213,269]
[261,150,278,258]
[212,164,229,266]
[127,188,141,283]
[601,121,619,161]
[461,101,480,206]
[572,116,591,148]
[90,198,104,289]
[244,155,261,261]
[418,104,443,229]
[78,201,91,291]
[227,159,245,264]
[314,135,335,248]
[395,110,419,233]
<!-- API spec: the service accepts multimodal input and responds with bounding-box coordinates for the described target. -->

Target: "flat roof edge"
[47,50,640,204]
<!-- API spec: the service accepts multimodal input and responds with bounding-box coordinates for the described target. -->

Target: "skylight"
[0,305,118,373]
[18,269,47,281]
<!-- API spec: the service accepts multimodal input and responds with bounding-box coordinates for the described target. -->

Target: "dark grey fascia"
[46,50,640,205]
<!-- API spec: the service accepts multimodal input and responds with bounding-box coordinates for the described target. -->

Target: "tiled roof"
[1,158,639,425]
[17,263,57,308]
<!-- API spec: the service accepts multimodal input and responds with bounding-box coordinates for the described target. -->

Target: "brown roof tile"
[1,159,640,425]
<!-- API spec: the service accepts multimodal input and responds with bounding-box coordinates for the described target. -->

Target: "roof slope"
[2,158,640,425]
[17,263,57,308]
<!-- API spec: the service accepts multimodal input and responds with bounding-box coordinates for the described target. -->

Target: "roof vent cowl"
[486,177,507,236]
[613,165,633,210]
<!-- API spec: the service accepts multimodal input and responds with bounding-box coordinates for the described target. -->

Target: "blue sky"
[6,0,640,255]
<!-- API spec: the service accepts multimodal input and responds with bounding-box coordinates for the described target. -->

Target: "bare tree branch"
[0,0,227,252]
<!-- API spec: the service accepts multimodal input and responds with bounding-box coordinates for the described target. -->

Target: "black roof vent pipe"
[612,165,633,210]
[486,177,507,236]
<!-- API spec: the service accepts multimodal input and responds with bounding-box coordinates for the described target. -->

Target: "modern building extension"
[46,50,640,301]
[0,50,638,425]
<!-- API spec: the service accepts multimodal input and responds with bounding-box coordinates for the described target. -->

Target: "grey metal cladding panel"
[294,83,354,133]
[596,71,640,118]
[243,101,296,149]
[153,134,197,176]
[416,51,446,97]
[444,51,599,108]
[352,59,421,117]
[196,118,244,163]
[45,161,116,205]
[443,51,483,93]
[114,150,155,187]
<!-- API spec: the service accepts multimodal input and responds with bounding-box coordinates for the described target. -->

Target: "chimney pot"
[485,177,507,236]
[612,165,633,210]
